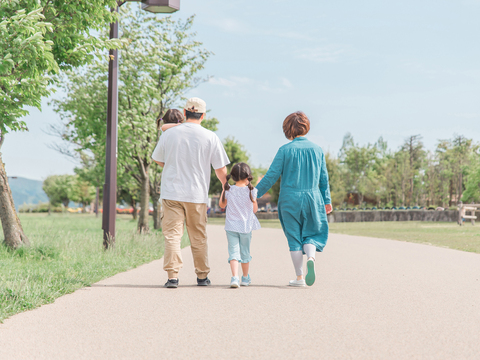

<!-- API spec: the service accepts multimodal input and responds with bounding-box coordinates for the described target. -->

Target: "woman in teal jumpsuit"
[256,112,331,286]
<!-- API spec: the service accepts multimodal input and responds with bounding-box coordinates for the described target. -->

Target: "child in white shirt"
[219,163,261,288]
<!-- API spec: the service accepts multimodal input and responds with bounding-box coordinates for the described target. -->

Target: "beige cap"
[184,97,206,114]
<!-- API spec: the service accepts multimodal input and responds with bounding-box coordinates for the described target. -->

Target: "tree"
[70,176,96,211]
[0,5,57,247]
[42,175,74,212]
[401,135,425,206]
[52,5,211,232]
[339,133,378,206]
[325,152,345,206]
[462,155,480,203]
[0,0,122,248]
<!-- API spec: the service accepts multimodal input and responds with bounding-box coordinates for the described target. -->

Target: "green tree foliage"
[325,152,346,206]
[1,0,123,248]
[42,175,74,209]
[462,156,480,203]
[0,5,57,134]
[325,133,479,208]
[69,176,96,210]
[339,133,378,206]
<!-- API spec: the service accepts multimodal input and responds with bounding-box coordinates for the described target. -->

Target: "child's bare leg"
[241,262,249,277]
[230,259,239,277]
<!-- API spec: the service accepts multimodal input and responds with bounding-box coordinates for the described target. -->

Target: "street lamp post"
[102,0,180,249]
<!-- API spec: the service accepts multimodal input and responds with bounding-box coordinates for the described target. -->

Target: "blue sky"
[6,0,480,180]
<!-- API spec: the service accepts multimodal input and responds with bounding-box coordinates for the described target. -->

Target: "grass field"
[0,214,187,322]
[208,217,480,253]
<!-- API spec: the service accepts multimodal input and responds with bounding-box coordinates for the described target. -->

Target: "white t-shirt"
[225,185,261,234]
[151,122,230,204]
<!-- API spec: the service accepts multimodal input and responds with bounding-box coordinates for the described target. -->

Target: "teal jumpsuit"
[256,137,331,253]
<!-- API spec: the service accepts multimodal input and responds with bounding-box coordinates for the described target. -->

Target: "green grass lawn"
[208,217,480,253]
[0,213,187,322]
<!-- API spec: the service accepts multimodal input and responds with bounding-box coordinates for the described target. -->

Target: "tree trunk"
[131,198,137,220]
[137,173,150,233]
[95,187,100,218]
[152,192,161,229]
[0,153,30,248]
[448,179,453,207]
[358,193,363,207]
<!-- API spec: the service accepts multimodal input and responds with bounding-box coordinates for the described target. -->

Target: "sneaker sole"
[289,282,306,287]
[305,259,316,286]
[230,283,239,288]
[240,282,250,286]
[165,284,178,288]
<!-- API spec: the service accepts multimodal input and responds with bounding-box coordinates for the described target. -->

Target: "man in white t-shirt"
[152,97,230,288]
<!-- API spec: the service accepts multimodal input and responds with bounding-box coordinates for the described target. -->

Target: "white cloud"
[208,76,293,95]
[453,113,480,119]
[209,77,237,87]
[295,45,347,63]
[281,77,293,88]
[207,18,319,42]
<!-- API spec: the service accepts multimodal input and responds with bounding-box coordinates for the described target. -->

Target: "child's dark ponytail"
[221,174,232,204]
[221,163,255,204]
[247,175,255,203]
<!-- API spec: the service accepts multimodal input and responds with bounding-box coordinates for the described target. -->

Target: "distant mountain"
[9,177,48,209]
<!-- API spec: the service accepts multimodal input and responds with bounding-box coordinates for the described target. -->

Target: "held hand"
[325,204,333,214]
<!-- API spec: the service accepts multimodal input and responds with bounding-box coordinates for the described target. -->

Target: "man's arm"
[215,166,227,185]
[219,189,227,208]
[154,161,164,168]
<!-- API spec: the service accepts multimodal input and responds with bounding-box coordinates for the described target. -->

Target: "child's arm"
[161,123,179,132]
[253,199,258,213]
[219,189,227,208]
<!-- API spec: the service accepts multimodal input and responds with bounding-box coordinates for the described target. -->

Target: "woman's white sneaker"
[289,279,306,287]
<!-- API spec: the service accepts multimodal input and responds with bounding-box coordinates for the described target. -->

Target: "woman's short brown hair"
[283,111,310,139]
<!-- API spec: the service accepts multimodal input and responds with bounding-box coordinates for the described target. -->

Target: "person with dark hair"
[152,97,230,288]
[157,108,184,131]
[255,111,332,287]
[219,163,260,288]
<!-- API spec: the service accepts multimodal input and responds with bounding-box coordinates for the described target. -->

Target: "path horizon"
[1,225,479,359]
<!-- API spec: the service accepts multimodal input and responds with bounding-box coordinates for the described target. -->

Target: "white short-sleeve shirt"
[152,122,230,204]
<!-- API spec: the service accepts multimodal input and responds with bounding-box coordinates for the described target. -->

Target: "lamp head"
[141,0,180,13]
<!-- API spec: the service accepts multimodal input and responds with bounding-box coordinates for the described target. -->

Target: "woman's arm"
[256,148,284,198]
[319,151,332,213]
[253,199,258,213]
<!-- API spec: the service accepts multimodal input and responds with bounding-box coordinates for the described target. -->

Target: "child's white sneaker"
[230,276,239,288]
[289,279,306,287]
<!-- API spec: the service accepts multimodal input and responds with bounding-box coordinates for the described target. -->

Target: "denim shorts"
[226,231,252,263]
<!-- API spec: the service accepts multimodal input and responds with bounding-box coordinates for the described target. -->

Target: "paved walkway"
[1,225,480,359]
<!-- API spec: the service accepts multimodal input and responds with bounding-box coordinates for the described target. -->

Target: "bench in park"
[458,203,479,226]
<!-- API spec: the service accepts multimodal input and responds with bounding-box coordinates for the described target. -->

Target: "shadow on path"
[90,284,303,290]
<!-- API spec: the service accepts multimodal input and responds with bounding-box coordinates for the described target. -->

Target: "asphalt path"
[1,225,479,359]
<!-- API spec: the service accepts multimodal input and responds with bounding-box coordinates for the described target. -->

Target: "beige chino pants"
[161,199,209,279]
